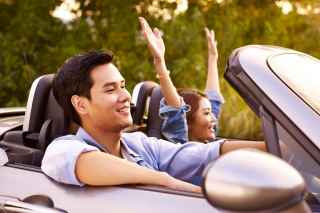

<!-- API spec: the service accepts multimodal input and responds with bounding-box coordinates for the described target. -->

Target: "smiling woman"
[139,17,224,144]
[176,89,218,143]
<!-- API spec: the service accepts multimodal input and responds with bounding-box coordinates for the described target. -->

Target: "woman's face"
[189,97,217,142]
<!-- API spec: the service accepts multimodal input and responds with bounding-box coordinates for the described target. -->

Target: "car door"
[0,162,218,212]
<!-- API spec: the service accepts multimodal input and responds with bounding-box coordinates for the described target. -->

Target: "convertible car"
[0,45,319,212]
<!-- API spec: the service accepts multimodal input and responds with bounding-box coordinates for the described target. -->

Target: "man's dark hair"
[52,50,113,125]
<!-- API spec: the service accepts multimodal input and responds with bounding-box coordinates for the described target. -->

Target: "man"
[41,18,265,193]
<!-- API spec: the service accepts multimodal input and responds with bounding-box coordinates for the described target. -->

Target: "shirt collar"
[76,127,141,159]
[120,137,141,158]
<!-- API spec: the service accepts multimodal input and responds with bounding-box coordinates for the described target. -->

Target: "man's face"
[81,63,132,132]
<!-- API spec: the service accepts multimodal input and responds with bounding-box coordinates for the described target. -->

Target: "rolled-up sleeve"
[159,97,190,144]
[205,90,224,119]
[41,135,99,186]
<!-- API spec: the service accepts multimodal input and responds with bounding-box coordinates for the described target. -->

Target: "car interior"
[132,82,165,138]
[0,74,67,167]
[0,75,168,168]
[1,45,320,212]
[0,75,209,213]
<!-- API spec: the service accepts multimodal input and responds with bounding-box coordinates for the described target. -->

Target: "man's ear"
[71,95,88,116]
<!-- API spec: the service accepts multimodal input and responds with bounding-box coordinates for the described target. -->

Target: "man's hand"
[205,27,218,60]
[162,172,202,193]
[139,17,165,63]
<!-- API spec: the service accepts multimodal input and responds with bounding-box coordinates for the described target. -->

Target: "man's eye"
[105,88,115,92]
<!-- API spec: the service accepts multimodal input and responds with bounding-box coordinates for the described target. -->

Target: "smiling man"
[41,18,265,193]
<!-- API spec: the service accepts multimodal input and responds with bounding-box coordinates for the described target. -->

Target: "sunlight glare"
[275,0,293,15]
[51,0,81,23]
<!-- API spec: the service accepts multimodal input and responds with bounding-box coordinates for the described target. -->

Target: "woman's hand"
[205,27,218,60]
[138,17,181,108]
[139,17,165,62]
[204,27,222,96]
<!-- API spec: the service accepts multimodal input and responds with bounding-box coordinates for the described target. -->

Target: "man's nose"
[119,88,131,102]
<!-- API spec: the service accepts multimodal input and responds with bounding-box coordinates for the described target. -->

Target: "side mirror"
[202,149,311,212]
[0,194,67,213]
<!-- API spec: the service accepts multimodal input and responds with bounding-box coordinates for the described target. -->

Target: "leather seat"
[131,81,166,139]
[23,74,70,151]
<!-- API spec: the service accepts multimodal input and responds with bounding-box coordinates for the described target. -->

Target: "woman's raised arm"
[139,17,181,108]
[204,28,221,96]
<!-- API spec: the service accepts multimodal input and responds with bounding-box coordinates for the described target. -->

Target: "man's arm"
[76,151,201,193]
[220,140,267,154]
[139,17,181,108]
[41,137,200,193]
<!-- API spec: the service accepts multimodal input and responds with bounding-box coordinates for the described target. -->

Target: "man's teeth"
[119,107,129,113]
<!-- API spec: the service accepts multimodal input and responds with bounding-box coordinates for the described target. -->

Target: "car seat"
[22,74,70,151]
[0,74,70,166]
[131,81,167,139]
[131,81,159,126]
[146,86,164,139]
[1,77,165,166]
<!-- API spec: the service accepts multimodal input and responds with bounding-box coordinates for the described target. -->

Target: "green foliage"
[0,0,319,139]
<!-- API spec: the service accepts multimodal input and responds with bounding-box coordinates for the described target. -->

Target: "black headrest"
[23,74,70,150]
[131,81,159,125]
[131,81,165,139]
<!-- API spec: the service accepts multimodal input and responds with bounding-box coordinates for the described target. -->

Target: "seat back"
[0,74,70,166]
[146,86,164,139]
[131,81,158,125]
[23,74,70,151]
[131,81,165,139]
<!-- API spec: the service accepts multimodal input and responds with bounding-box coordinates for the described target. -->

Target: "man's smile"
[117,105,131,115]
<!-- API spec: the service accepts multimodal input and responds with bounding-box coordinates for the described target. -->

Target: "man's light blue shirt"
[41,127,224,186]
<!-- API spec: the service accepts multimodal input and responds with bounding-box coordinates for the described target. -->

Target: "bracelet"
[156,70,170,79]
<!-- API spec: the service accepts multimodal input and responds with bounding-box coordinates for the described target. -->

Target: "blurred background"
[1,0,319,140]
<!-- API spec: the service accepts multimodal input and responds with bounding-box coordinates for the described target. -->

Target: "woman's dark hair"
[52,50,113,125]
[177,88,207,125]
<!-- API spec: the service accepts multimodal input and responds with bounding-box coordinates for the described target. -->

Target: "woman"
[140,18,224,144]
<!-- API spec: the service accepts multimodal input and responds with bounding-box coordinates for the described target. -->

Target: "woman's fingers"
[139,17,153,39]
[205,28,218,47]
[139,17,165,60]
[139,17,162,44]
[153,27,162,39]
[211,29,215,41]
[205,27,216,46]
